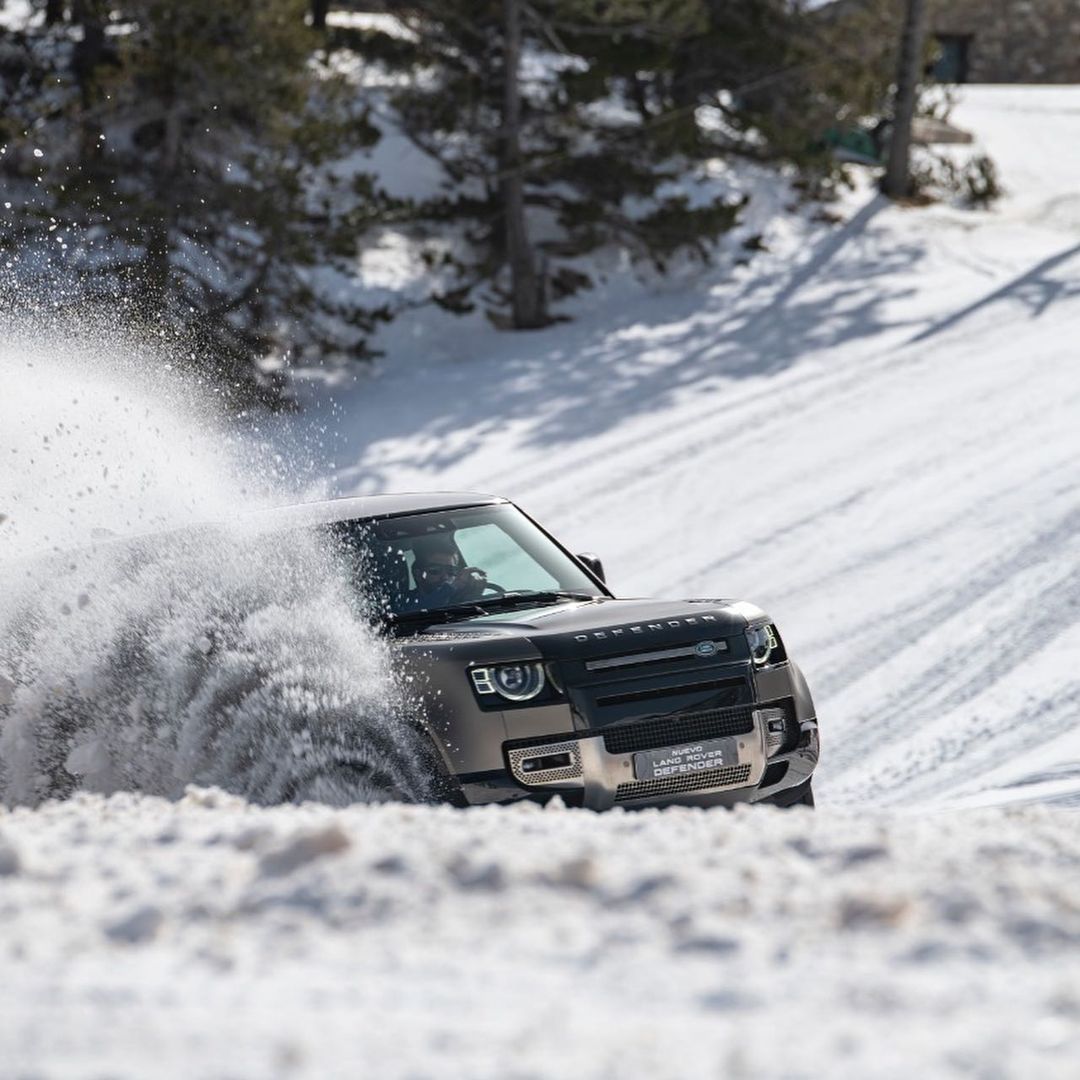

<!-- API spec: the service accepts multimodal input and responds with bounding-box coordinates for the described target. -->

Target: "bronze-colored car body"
[290,492,820,811]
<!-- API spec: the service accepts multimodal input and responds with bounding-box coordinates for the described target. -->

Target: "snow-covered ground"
[3,86,1080,1078]
[3,792,1080,1079]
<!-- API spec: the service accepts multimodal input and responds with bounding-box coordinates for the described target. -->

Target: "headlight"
[471,662,546,702]
[746,624,779,665]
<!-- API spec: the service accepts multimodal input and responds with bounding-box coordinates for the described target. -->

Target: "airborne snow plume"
[0,332,429,807]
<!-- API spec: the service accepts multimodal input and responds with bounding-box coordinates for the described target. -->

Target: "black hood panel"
[419,597,749,659]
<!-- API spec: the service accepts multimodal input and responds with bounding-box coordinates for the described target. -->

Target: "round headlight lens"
[492,662,545,701]
[746,624,778,665]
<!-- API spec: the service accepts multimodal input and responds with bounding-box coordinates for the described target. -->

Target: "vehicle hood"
[413,597,761,659]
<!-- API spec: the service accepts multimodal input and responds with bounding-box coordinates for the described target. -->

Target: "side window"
[455,523,559,591]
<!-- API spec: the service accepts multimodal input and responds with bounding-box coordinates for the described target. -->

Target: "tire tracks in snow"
[619,352,1080,606]
[831,679,1080,807]
[821,511,1080,798]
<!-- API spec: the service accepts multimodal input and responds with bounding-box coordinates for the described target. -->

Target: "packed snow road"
[3,87,1080,1079]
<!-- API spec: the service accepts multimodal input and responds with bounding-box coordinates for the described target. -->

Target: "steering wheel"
[450,567,504,601]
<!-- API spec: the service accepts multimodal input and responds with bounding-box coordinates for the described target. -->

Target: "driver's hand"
[453,566,487,599]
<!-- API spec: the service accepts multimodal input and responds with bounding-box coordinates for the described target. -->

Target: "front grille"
[595,677,747,709]
[615,763,752,803]
[602,705,755,755]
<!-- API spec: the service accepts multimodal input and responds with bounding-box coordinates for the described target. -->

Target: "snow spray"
[0,326,431,807]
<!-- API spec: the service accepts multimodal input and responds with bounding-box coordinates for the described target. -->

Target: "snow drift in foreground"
[2,790,1079,1079]
[0,339,428,807]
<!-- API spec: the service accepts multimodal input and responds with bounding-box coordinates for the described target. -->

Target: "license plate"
[633,737,739,781]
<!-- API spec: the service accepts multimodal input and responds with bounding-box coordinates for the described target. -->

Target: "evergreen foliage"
[1,0,911,397]
[737,1,898,168]
[361,0,746,313]
[344,0,902,317]
[1,0,386,407]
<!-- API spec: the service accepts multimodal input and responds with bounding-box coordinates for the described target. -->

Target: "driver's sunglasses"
[417,562,459,581]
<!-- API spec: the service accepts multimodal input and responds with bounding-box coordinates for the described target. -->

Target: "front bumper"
[463,706,819,811]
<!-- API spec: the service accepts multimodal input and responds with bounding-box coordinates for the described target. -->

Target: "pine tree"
[1,0,386,406]
[533,0,741,268]
[883,0,928,197]
[378,0,549,325]
[352,0,748,319]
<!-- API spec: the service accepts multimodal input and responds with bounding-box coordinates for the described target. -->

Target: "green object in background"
[823,125,885,166]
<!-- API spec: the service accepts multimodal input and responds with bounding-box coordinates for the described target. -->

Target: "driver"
[404,535,487,610]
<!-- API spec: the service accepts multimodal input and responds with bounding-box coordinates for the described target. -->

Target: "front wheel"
[412,728,468,807]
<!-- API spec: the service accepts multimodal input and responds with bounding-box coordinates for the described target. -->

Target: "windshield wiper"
[386,602,492,626]
[478,590,597,609]
[385,591,595,626]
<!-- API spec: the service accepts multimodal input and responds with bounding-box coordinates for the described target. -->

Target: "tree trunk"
[883,0,928,199]
[146,103,182,313]
[71,1,106,97]
[45,0,65,25]
[501,0,547,329]
[311,0,329,30]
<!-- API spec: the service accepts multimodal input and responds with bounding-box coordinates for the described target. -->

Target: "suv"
[305,491,820,811]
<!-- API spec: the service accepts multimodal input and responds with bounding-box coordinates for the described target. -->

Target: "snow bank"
[1,791,1079,1078]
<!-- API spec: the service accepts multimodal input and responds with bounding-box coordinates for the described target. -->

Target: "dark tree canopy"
[1,0,901,402]
[2,0,386,406]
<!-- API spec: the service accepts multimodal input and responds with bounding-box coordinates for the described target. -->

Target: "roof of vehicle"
[243,492,508,530]
[70,494,508,555]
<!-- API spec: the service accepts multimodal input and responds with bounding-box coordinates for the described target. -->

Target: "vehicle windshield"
[329,503,604,621]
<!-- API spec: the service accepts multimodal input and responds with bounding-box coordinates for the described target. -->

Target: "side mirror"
[576,552,605,584]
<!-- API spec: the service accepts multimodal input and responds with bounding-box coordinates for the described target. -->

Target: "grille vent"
[760,761,789,788]
[595,678,747,709]
[603,705,755,755]
[615,763,752,803]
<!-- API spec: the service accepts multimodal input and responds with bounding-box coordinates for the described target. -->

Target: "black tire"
[413,728,468,807]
